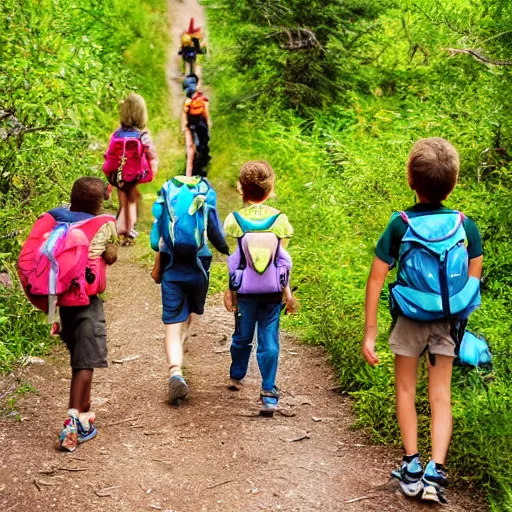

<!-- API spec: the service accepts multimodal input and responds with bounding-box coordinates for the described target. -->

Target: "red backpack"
[18,210,115,322]
[103,129,153,187]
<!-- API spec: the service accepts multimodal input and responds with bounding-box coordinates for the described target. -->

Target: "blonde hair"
[238,161,276,202]
[120,93,148,130]
[407,138,459,202]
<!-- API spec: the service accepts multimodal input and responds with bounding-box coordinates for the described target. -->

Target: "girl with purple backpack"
[223,161,297,416]
[103,93,158,245]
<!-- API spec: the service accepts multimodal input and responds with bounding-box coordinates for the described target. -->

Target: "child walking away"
[103,93,158,245]
[182,76,211,177]
[18,177,118,451]
[150,176,229,405]
[362,138,483,503]
[223,161,297,417]
[178,18,205,75]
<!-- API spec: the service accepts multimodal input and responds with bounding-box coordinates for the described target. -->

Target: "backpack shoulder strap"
[75,214,116,242]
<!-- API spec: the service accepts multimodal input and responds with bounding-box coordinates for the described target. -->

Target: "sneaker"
[77,412,97,444]
[421,460,449,504]
[168,375,189,405]
[260,387,280,417]
[59,409,79,452]
[228,378,243,391]
[391,454,423,497]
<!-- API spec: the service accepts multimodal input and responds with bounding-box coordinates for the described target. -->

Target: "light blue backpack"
[457,331,492,368]
[157,176,216,255]
[389,211,481,322]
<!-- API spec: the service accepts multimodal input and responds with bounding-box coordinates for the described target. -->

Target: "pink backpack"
[103,129,153,186]
[18,210,115,322]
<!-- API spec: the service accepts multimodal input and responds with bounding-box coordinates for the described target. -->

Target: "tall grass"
[204,3,512,509]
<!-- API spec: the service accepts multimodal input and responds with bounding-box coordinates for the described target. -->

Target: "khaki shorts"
[389,316,456,358]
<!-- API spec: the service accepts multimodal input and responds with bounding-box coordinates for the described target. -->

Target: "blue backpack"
[389,211,481,322]
[158,176,216,255]
[457,331,492,368]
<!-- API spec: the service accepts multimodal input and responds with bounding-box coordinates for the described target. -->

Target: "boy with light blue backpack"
[362,138,484,503]
[150,176,229,404]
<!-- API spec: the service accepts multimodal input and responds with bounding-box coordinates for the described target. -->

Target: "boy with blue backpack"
[150,176,229,405]
[362,138,483,503]
[224,161,297,416]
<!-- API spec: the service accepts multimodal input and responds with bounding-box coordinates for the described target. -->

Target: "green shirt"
[375,203,483,265]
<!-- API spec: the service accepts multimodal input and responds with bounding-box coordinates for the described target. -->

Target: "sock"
[403,453,420,463]
[169,365,182,378]
[67,408,79,419]
[78,412,96,431]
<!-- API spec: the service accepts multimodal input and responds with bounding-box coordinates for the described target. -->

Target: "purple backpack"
[228,211,292,295]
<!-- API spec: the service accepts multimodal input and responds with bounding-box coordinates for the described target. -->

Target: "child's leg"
[395,355,420,455]
[164,319,189,376]
[185,128,195,177]
[428,355,454,464]
[230,300,258,381]
[255,302,282,391]
[116,188,128,235]
[126,185,139,234]
[69,368,93,413]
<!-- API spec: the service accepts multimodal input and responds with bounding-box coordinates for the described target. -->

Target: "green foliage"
[0,0,168,371]
[205,0,512,508]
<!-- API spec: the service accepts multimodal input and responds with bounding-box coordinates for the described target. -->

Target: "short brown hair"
[120,93,148,130]
[70,177,106,215]
[407,138,459,202]
[238,161,275,202]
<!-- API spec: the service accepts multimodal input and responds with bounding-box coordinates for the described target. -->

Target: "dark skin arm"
[103,243,118,265]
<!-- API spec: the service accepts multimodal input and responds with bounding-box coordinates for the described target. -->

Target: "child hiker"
[362,138,483,503]
[103,93,158,245]
[17,177,118,451]
[223,161,298,416]
[150,175,229,404]
[182,76,211,177]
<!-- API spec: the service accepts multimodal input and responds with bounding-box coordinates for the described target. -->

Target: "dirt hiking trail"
[0,1,483,511]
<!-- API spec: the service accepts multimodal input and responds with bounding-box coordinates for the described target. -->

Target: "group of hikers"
[15,22,489,506]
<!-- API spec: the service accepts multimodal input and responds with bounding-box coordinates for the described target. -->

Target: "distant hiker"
[103,93,158,245]
[362,138,483,503]
[182,77,211,177]
[178,18,205,75]
[18,177,118,452]
[150,176,229,405]
[223,161,297,416]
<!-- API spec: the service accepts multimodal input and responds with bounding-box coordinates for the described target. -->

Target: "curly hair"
[238,161,275,202]
[408,138,459,202]
[70,177,106,215]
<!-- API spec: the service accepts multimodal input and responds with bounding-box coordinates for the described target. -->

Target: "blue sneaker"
[260,388,280,417]
[77,413,97,444]
[421,460,448,504]
[391,454,423,497]
[168,375,189,405]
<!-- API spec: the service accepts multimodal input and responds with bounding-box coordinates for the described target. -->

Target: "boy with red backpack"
[223,161,298,416]
[18,177,118,451]
[103,93,158,245]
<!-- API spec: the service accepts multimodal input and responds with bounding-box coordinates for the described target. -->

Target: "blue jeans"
[230,298,282,391]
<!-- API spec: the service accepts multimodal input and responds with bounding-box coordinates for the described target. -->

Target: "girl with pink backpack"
[103,93,159,245]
